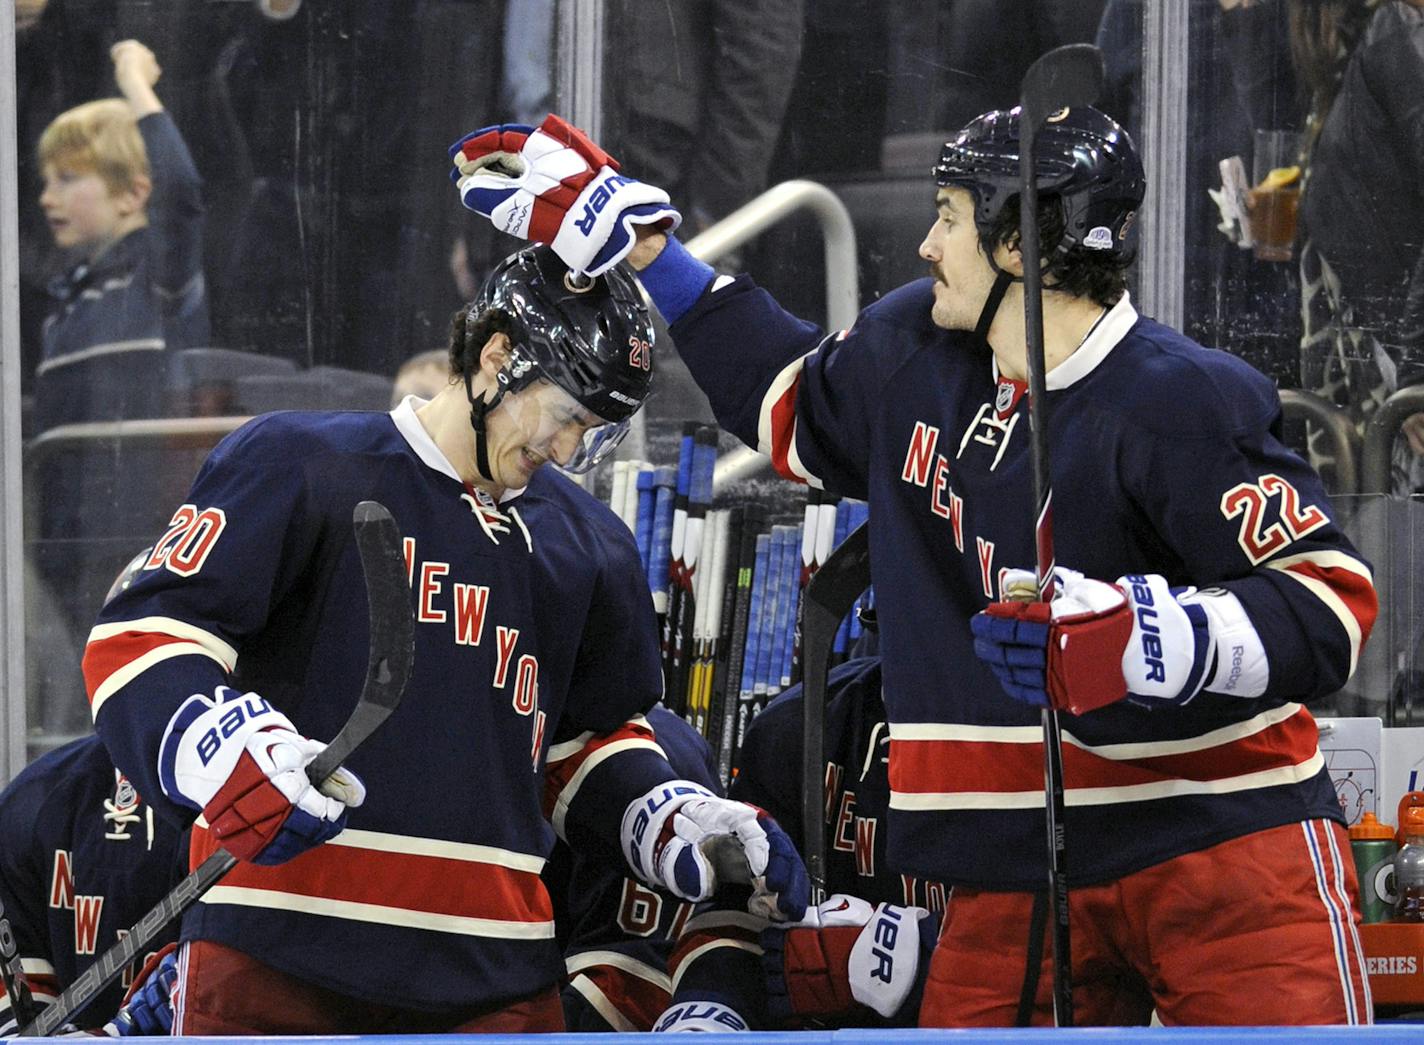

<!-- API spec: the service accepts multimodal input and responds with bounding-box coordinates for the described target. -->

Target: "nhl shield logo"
[105,770,141,841]
[112,771,138,814]
[995,381,1016,415]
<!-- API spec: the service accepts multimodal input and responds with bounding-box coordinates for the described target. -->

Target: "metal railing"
[678,180,860,492]
[22,416,252,539]
[1279,388,1360,499]
[1361,386,1424,496]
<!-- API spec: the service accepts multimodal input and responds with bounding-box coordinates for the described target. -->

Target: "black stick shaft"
[1,899,38,1029]
[1018,42,1104,1029]
[800,522,870,902]
[1019,106,1073,1031]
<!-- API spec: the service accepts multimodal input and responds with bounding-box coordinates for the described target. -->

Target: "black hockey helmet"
[473,244,654,426]
[104,546,153,605]
[933,105,1145,258]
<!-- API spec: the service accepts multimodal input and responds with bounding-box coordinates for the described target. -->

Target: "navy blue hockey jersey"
[650,258,1377,890]
[731,657,946,911]
[0,736,185,1033]
[82,402,682,1011]
[668,658,943,1028]
[548,705,722,1031]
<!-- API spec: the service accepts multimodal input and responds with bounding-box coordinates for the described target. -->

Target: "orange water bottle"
[1350,812,1397,924]
[1393,808,1424,923]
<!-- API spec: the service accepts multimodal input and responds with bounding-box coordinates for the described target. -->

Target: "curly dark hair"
[980,193,1133,309]
[447,305,516,381]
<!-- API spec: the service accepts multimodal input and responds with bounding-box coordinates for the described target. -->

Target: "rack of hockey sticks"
[605,438,871,788]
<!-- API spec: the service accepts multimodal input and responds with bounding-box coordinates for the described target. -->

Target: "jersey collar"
[1043,290,1139,390]
[390,395,526,503]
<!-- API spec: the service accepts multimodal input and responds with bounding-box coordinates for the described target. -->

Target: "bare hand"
[111,39,161,93]
[1401,412,1424,457]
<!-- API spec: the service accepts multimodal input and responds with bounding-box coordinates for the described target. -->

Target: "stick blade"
[351,500,415,714]
[305,501,415,783]
[1020,43,1105,126]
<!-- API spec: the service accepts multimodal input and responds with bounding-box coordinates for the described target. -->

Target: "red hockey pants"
[172,938,566,1034]
[920,819,1371,1027]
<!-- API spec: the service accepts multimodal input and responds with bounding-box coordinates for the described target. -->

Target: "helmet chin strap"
[974,267,1015,345]
[464,370,508,483]
[975,236,1071,346]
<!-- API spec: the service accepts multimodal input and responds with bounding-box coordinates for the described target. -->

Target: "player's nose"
[918,225,939,263]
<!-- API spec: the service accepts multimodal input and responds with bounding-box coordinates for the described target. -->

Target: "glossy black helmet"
[933,105,1145,257]
[474,244,654,425]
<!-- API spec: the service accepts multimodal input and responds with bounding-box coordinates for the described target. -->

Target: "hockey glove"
[104,945,178,1036]
[971,567,1215,713]
[450,113,680,277]
[760,894,932,1025]
[159,686,366,864]
[652,1000,749,1032]
[621,782,809,920]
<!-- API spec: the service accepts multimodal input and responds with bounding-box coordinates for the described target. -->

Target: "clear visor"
[491,378,631,475]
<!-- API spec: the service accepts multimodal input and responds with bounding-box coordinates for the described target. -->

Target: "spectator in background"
[602,0,805,239]
[390,348,454,407]
[1291,0,1424,495]
[1096,0,1304,392]
[35,38,208,432]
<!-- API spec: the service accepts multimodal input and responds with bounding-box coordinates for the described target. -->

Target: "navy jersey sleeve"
[83,416,320,823]
[0,769,51,1033]
[553,709,719,1031]
[542,510,687,852]
[652,242,930,499]
[1119,347,1376,702]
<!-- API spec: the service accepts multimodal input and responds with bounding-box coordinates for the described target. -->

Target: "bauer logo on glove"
[450,113,680,277]
[970,567,1218,714]
[158,686,365,864]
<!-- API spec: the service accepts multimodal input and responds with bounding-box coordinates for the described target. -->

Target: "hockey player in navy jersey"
[453,109,1378,1026]
[0,735,186,1036]
[662,656,943,1031]
[81,243,807,1034]
[547,705,721,1031]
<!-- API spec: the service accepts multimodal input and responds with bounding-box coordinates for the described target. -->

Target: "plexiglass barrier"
[8,2,1424,773]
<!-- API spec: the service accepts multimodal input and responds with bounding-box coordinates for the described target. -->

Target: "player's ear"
[478,332,511,381]
[994,231,1025,278]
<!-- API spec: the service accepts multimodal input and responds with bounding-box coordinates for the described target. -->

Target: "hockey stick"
[20,500,415,1037]
[1018,42,1105,1030]
[1,898,38,1031]
[800,521,870,902]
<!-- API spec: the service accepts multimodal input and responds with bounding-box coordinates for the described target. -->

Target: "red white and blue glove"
[450,113,680,277]
[158,686,365,864]
[621,781,809,921]
[970,568,1220,714]
[103,945,178,1036]
[760,894,932,1025]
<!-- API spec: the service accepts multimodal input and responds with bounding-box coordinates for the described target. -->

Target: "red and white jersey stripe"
[889,701,1323,811]
[1263,550,1375,677]
[83,619,236,719]
[189,825,553,940]
[756,349,825,489]
[544,716,663,838]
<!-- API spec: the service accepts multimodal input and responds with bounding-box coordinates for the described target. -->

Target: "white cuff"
[1194,589,1269,697]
